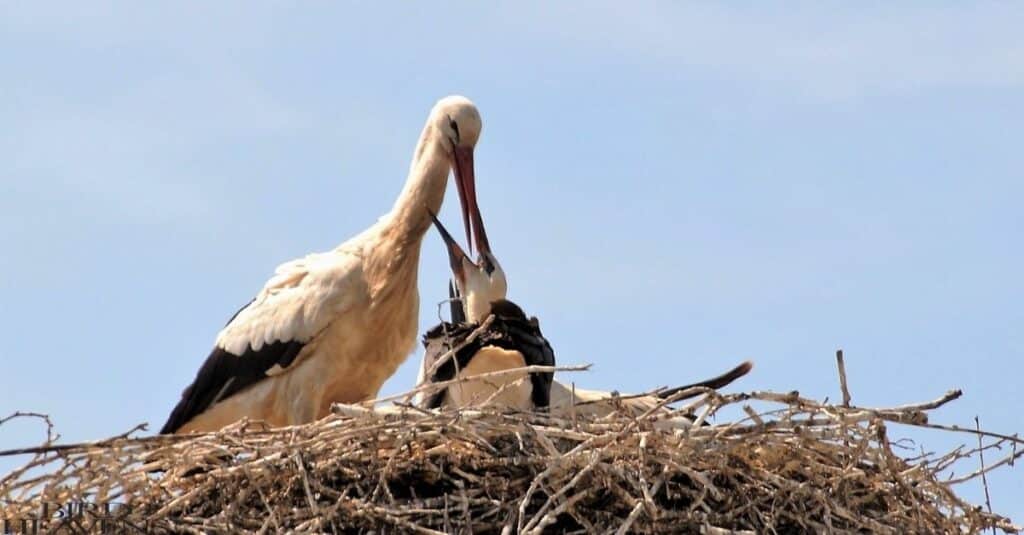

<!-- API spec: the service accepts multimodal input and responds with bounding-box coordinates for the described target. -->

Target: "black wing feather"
[491,299,555,408]
[160,302,306,434]
[505,320,556,409]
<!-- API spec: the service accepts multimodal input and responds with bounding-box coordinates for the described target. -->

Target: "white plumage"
[217,251,364,357]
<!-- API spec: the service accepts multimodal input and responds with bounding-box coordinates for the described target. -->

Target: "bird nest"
[1,364,1021,534]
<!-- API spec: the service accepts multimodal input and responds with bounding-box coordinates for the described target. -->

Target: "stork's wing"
[489,300,556,409]
[505,320,556,408]
[160,250,366,434]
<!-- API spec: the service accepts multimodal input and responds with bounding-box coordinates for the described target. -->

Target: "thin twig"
[975,416,996,534]
[835,349,851,407]
[0,411,59,445]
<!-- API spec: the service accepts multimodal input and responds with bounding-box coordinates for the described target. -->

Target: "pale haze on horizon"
[1,3,1022,520]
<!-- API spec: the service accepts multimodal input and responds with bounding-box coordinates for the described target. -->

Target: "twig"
[882,389,963,413]
[0,423,149,457]
[0,411,59,445]
[835,349,851,407]
[975,416,996,534]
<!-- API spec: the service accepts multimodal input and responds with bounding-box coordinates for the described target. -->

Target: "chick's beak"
[428,208,470,288]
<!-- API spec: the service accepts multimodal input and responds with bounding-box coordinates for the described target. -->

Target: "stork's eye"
[448,117,460,143]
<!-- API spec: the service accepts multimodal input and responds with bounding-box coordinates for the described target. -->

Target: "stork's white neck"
[386,124,451,242]
[360,125,451,301]
[463,276,507,323]
[457,256,508,323]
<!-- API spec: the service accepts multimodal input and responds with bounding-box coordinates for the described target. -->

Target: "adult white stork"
[161,96,486,434]
[416,213,752,417]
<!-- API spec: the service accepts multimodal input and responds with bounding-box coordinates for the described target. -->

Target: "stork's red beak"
[469,181,491,258]
[451,146,494,258]
[451,146,479,255]
[428,208,469,287]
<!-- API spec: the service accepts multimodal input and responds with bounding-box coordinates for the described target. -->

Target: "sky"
[1,2,1022,522]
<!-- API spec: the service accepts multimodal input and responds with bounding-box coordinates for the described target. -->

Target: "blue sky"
[2,2,1021,521]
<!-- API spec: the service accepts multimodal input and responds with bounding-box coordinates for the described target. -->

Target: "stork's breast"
[447,346,532,410]
[313,285,420,409]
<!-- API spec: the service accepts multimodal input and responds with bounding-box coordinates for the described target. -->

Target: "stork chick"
[417,211,554,410]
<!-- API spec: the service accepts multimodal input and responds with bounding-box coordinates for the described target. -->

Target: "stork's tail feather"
[657,360,754,401]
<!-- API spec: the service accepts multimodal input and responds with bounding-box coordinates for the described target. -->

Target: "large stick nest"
[1,376,1021,534]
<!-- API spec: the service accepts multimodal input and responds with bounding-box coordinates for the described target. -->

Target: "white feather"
[214,248,367,357]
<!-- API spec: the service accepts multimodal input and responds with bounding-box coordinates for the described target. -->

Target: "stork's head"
[432,95,482,150]
[430,96,485,253]
[428,209,507,323]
